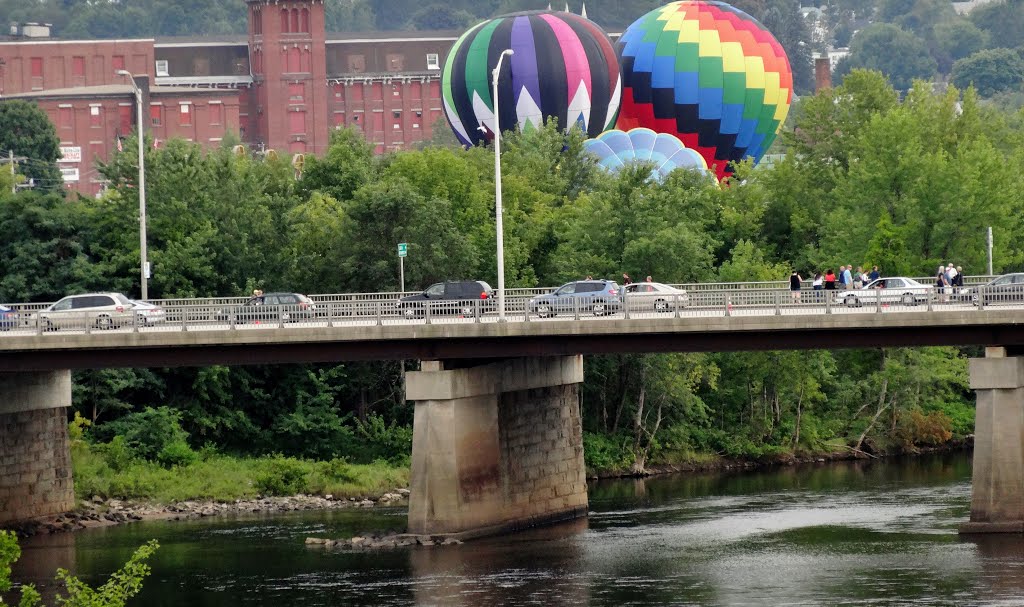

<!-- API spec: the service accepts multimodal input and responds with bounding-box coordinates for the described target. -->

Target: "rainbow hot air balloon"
[442,11,621,147]
[616,1,793,180]
[584,128,708,180]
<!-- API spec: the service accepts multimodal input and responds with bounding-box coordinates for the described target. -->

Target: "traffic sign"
[398,243,408,258]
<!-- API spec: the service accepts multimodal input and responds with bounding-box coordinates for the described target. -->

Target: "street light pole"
[116,70,149,300]
[491,49,513,322]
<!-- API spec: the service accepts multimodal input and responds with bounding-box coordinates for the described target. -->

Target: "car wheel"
[43,319,54,332]
[654,299,669,312]
[460,305,473,317]
[402,306,421,319]
[536,304,551,318]
[843,295,859,307]
[96,315,113,330]
[592,300,607,315]
[902,293,916,306]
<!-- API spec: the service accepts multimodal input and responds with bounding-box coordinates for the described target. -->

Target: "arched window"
[301,8,310,33]
[280,8,289,32]
[287,47,301,72]
[291,9,299,34]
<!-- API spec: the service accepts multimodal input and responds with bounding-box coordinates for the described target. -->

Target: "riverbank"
[3,439,971,537]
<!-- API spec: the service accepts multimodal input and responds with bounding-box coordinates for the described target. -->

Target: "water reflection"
[5,453,1004,606]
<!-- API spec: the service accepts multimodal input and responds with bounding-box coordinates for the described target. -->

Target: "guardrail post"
[623,292,631,320]
[474,299,481,323]
[425,303,432,325]
[574,297,581,321]
[132,310,140,333]
[725,294,731,317]
[674,294,681,318]
[376,301,383,325]
[774,291,781,316]
[229,307,237,330]
[875,291,882,314]
[825,290,832,315]
[927,287,934,312]
[978,288,985,310]
[181,309,188,331]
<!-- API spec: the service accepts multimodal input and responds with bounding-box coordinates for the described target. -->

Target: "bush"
[93,407,196,466]
[583,432,634,474]
[98,436,136,472]
[254,456,310,496]
[156,439,199,468]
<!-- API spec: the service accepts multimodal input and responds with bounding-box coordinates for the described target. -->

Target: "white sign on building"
[59,146,82,163]
[60,167,80,182]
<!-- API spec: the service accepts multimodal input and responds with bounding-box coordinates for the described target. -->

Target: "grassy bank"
[71,442,409,504]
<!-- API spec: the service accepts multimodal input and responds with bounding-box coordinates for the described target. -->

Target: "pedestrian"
[645,275,653,282]
[837,265,847,289]
[812,272,823,290]
[853,266,864,289]
[869,266,880,282]
[622,273,633,285]
[936,264,949,303]
[842,265,853,290]
[824,268,836,290]
[946,263,958,287]
[790,270,803,302]
[860,268,870,286]
[585,275,593,280]
[954,266,964,288]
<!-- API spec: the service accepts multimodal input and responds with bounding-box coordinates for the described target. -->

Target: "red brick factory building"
[0,0,456,196]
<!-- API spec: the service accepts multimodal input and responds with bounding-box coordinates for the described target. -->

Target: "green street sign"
[397,243,408,258]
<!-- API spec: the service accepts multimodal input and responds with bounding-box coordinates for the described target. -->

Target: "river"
[9,453,1024,606]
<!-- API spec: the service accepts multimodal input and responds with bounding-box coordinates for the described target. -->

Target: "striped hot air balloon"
[616,1,793,180]
[442,11,621,147]
[584,128,709,180]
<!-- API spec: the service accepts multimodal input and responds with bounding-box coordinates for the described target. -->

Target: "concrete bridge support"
[406,356,587,538]
[0,371,75,525]
[962,348,1024,533]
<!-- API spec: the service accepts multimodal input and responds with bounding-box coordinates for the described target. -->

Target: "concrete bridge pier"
[0,371,75,525]
[405,356,587,538]
[962,347,1024,533]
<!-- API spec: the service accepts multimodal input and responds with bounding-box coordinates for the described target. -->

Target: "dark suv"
[215,292,317,323]
[397,280,495,318]
[528,280,622,317]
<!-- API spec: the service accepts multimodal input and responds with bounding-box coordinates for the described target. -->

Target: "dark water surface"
[11,453,1024,606]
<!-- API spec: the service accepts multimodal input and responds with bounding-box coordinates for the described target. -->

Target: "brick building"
[0,0,457,196]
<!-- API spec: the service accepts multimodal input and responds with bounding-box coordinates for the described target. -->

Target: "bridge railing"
[2,283,1020,335]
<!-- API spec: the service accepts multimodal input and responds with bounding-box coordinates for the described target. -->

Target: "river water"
[10,453,1024,606]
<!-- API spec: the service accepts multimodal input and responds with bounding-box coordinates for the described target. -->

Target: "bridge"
[2,283,1023,537]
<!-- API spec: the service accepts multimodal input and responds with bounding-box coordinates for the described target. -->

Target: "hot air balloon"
[584,128,709,180]
[616,1,793,180]
[442,11,622,147]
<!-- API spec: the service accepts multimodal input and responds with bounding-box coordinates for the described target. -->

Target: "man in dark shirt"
[869,266,880,282]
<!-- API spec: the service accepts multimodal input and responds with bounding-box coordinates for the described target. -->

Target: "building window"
[112,55,125,72]
[386,54,405,72]
[287,47,301,72]
[427,53,440,70]
[291,9,299,33]
[370,83,383,101]
[334,112,345,126]
[428,81,441,98]
[333,84,344,100]
[289,83,304,101]
[150,104,162,126]
[118,105,133,134]
[210,103,223,125]
[301,8,310,33]
[349,85,364,102]
[90,105,102,128]
[72,57,85,78]
[156,60,170,77]
[280,8,289,32]
[372,112,383,131]
[179,103,192,126]
[392,111,402,129]
[289,110,305,134]
[347,55,365,73]
[59,106,73,129]
[30,57,43,78]
[300,49,311,73]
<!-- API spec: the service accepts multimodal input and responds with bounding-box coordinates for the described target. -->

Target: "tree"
[405,4,475,30]
[836,24,938,91]
[762,0,815,94]
[0,100,62,191]
[933,20,988,73]
[951,48,1024,97]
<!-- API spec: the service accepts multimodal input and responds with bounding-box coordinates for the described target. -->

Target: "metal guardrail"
[0,282,1018,336]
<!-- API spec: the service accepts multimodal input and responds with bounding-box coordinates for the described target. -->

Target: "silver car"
[623,282,689,312]
[129,300,167,324]
[840,277,931,307]
[39,292,138,330]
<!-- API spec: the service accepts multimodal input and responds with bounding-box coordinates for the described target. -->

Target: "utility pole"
[8,150,13,195]
[987,226,993,276]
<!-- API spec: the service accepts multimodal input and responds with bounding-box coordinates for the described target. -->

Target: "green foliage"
[836,24,938,91]
[951,48,1024,97]
[0,100,62,190]
[254,456,310,496]
[92,407,196,466]
[0,530,157,607]
[582,432,634,474]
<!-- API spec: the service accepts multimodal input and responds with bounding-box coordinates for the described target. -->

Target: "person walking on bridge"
[824,269,836,291]
[790,270,803,302]
[842,266,853,290]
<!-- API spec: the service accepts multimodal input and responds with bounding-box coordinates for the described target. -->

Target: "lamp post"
[116,70,149,300]
[487,49,514,322]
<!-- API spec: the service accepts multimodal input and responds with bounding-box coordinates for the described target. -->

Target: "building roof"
[4,83,241,100]
[155,34,249,46]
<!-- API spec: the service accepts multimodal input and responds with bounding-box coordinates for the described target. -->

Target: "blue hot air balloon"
[584,128,709,179]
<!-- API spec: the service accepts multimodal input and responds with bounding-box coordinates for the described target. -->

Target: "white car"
[39,292,138,330]
[840,277,931,307]
[623,282,689,312]
[129,300,167,324]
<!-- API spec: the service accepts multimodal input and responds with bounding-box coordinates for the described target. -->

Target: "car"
[215,292,317,323]
[623,282,689,312]
[840,277,931,307]
[0,305,18,331]
[396,280,495,318]
[528,280,622,317]
[129,300,167,324]
[969,273,1024,305]
[38,293,137,330]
